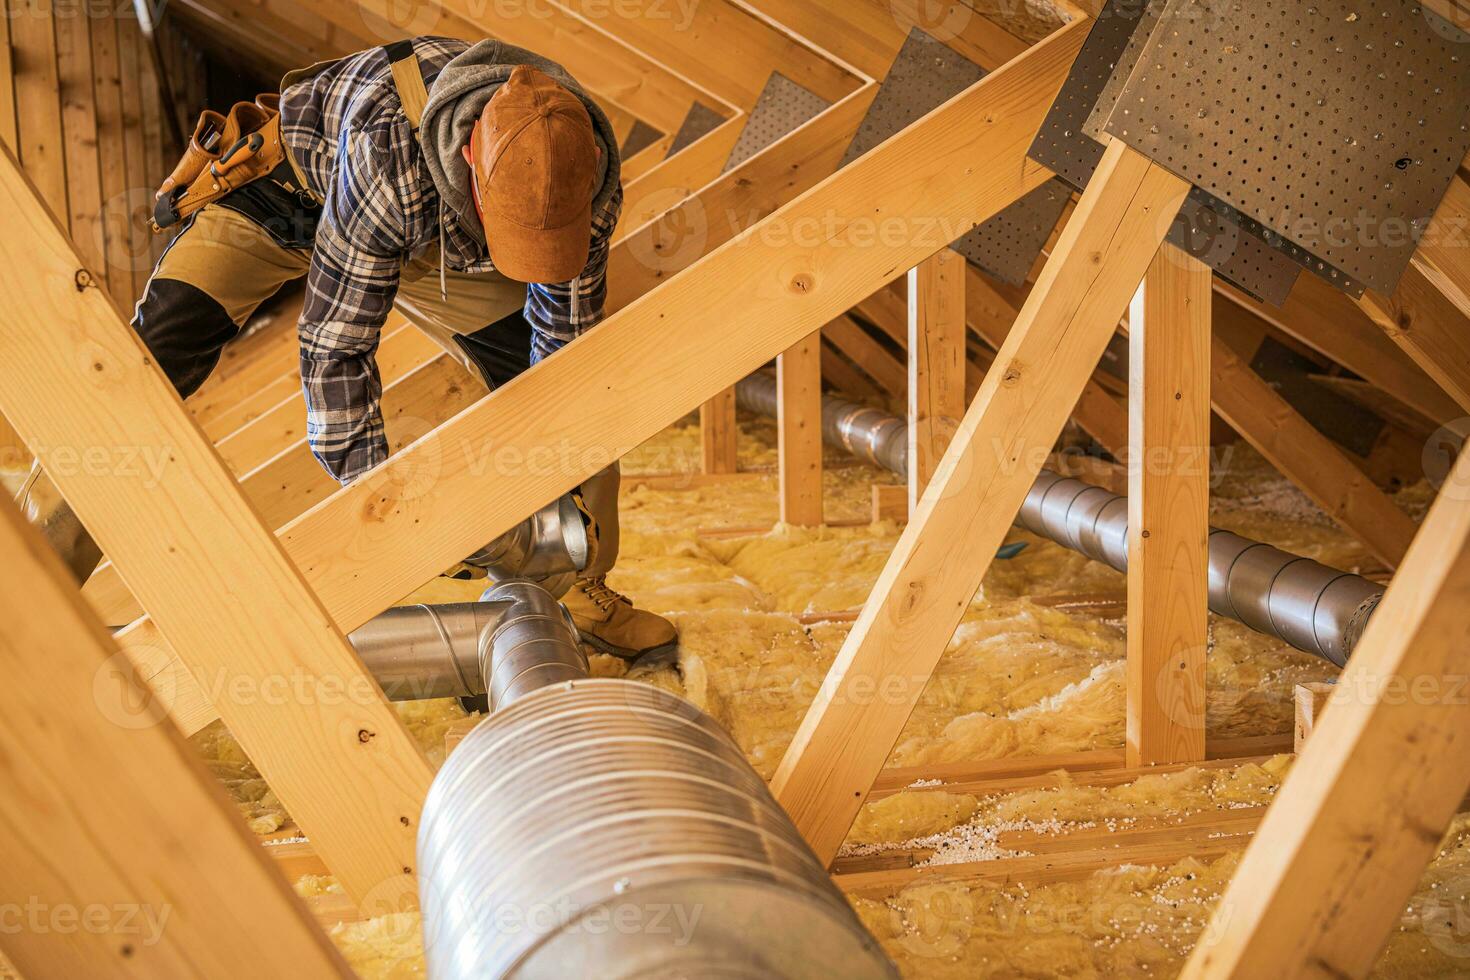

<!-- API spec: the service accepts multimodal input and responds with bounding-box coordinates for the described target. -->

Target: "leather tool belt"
[151,93,288,232]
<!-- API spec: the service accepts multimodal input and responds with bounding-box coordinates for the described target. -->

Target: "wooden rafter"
[118,17,1086,739]
[1181,447,1470,978]
[0,147,434,909]
[0,495,350,977]
[907,248,966,507]
[773,137,1193,863]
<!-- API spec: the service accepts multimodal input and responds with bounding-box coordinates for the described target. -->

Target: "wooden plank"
[0,494,350,977]
[89,5,130,309]
[134,19,164,266]
[838,825,1257,896]
[1411,173,1470,324]
[553,0,860,109]
[82,354,478,626]
[55,9,105,279]
[117,22,1088,736]
[617,112,746,232]
[214,321,433,474]
[825,314,905,396]
[1181,448,1470,980]
[1358,262,1470,416]
[8,0,67,218]
[0,0,16,150]
[907,248,966,507]
[855,285,986,399]
[115,12,150,304]
[1220,275,1461,428]
[619,131,675,183]
[0,147,434,910]
[609,85,877,309]
[1126,246,1210,767]
[954,267,1130,455]
[870,482,907,524]
[1292,681,1334,753]
[1208,326,1419,570]
[700,386,739,474]
[778,334,824,525]
[771,139,1192,864]
[819,340,885,401]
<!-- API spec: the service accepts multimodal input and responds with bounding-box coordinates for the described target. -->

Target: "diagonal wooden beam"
[82,353,479,626]
[609,82,877,309]
[0,495,351,977]
[771,138,1193,863]
[1357,261,1470,416]
[1223,274,1462,427]
[0,148,433,909]
[1180,453,1470,979]
[120,19,1089,737]
[824,314,906,397]
[1209,321,1419,570]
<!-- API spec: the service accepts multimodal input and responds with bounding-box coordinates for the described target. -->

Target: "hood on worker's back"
[418,40,620,247]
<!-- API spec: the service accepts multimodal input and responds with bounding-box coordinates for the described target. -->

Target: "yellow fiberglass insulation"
[178,418,1451,978]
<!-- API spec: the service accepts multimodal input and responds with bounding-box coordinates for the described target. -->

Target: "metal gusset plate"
[1028,0,1303,304]
[666,102,726,158]
[1103,0,1470,295]
[621,119,663,159]
[842,28,1070,285]
[722,73,831,172]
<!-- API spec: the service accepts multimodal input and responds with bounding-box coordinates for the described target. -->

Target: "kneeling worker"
[15,36,676,660]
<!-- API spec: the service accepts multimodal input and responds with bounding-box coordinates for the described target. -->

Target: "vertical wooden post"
[700,387,739,474]
[777,333,824,526]
[773,141,1193,863]
[0,497,351,978]
[1181,446,1470,979]
[907,248,966,509]
[1126,245,1211,767]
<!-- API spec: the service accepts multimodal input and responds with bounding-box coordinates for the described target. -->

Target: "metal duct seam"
[417,680,897,979]
[736,374,1385,665]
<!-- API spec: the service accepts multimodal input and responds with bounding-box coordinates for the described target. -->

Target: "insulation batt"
[155,415,1455,978]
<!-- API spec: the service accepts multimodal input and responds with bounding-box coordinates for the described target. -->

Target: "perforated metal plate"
[841,28,1071,284]
[951,181,1072,285]
[666,102,726,158]
[622,119,662,159]
[722,73,831,172]
[1029,0,1150,191]
[1028,0,1303,304]
[1103,0,1470,294]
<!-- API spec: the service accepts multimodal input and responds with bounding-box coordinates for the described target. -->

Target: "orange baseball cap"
[470,66,599,284]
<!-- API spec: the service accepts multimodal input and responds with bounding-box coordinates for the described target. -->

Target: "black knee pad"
[130,278,241,398]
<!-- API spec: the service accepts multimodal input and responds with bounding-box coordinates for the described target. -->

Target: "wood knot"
[789,273,814,294]
[1001,367,1022,385]
[357,728,376,743]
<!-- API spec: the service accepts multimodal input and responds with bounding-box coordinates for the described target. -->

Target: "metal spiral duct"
[735,374,1384,666]
[736,370,909,477]
[417,678,897,978]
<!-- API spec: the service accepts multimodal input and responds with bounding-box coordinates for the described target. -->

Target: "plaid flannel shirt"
[280,37,621,483]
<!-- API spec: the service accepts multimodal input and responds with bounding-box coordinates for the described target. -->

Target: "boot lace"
[579,576,630,612]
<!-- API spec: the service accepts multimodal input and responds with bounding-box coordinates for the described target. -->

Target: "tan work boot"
[15,463,101,584]
[562,576,677,660]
